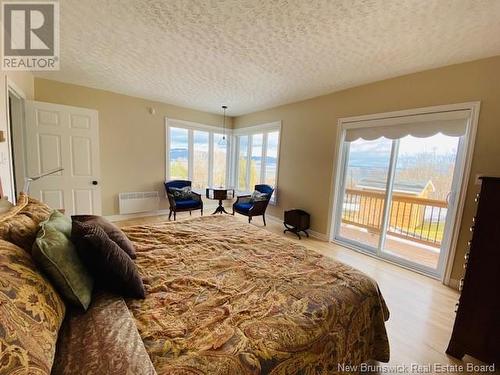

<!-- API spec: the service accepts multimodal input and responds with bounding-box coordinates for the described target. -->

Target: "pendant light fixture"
[218,105,228,146]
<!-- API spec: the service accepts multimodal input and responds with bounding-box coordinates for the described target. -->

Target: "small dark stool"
[283,209,310,239]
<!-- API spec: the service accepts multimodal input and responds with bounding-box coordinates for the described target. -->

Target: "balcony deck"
[339,188,447,270]
[339,224,440,269]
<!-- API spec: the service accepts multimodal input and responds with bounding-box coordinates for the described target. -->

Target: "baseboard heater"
[118,191,160,214]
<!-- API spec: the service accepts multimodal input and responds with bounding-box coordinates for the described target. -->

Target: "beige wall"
[34,78,230,216]
[0,71,35,201]
[234,55,500,283]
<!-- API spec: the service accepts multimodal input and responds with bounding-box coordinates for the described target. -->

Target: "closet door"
[25,100,101,215]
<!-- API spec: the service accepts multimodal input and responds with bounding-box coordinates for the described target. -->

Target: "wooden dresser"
[446,177,500,365]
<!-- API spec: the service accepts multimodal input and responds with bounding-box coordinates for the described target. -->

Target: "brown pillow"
[72,215,136,259]
[71,221,145,299]
[0,193,52,251]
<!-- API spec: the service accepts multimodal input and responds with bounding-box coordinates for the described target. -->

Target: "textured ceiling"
[36,0,500,115]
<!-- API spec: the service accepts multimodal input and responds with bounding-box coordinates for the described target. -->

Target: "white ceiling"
[37,0,500,116]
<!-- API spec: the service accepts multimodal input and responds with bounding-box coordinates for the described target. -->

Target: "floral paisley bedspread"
[122,216,390,375]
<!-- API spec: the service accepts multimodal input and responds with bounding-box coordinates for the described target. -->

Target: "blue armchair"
[232,184,274,225]
[164,180,203,220]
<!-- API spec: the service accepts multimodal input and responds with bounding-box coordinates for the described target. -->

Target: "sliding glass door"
[333,107,475,277]
[380,134,460,270]
[338,137,392,250]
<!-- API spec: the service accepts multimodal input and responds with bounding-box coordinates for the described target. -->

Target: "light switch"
[474,174,484,185]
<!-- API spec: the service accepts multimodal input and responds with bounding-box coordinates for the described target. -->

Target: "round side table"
[206,187,234,214]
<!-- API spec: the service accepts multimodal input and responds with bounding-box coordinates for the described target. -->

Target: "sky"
[170,127,279,158]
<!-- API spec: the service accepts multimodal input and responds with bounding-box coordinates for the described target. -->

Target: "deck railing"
[341,188,448,248]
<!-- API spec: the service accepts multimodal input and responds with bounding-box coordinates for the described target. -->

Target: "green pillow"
[33,222,94,310]
[42,210,72,238]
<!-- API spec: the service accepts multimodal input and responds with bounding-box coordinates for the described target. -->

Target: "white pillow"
[250,191,268,202]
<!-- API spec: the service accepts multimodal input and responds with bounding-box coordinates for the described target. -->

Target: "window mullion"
[225,136,231,187]
[233,136,240,189]
[261,132,268,184]
[208,132,214,186]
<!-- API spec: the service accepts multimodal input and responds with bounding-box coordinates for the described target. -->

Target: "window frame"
[165,118,231,188]
[329,102,480,283]
[233,121,282,204]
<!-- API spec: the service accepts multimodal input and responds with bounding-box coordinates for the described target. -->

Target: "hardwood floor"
[339,225,440,269]
[116,212,490,374]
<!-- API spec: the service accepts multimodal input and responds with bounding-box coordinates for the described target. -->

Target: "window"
[193,131,209,189]
[237,136,248,190]
[166,119,281,203]
[265,131,279,186]
[213,133,227,187]
[234,122,281,203]
[249,133,263,188]
[169,127,188,179]
[166,119,229,188]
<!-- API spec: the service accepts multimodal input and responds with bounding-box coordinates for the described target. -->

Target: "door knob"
[92,180,98,185]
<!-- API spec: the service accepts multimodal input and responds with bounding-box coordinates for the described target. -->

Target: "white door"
[25,101,101,215]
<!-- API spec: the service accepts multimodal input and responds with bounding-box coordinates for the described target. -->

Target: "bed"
[122,215,390,374]
[0,196,389,375]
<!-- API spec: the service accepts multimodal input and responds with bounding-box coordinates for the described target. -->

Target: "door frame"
[5,77,27,202]
[328,102,480,284]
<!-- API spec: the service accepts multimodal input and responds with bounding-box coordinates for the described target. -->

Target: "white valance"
[344,110,470,142]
